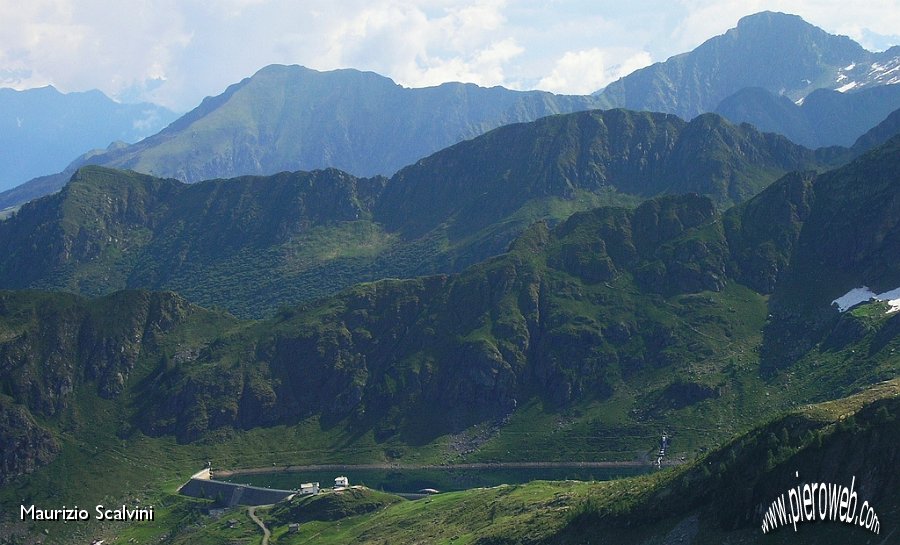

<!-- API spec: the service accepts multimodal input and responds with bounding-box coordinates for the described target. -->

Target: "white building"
[334,476,349,488]
[299,482,320,495]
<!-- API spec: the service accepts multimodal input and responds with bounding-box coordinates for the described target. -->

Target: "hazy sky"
[1,0,899,112]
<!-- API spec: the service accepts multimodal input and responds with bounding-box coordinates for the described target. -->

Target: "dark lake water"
[221,466,650,494]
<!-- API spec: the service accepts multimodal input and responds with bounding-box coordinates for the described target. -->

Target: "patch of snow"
[835,81,858,93]
[833,287,876,311]
[794,97,805,106]
[836,73,848,82]
[870,63,884,73]
[844,63,856,71]
[876,287,900,301]
[833,286,900,313]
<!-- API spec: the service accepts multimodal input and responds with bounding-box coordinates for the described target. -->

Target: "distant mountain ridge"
[595,11,900,120]
[3,12,899,213]
[75,64,608,181]
[714,84,900,148]
[754,135,900,369]
[0,65,605,211]
[0,86,176,191]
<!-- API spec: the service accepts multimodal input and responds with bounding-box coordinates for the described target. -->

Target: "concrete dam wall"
[178,469,295,507]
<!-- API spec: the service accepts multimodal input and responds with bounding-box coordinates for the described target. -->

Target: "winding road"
[247,506,272,545]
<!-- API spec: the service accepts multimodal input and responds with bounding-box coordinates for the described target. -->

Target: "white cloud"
[0,0,191,105]
[538,48,652,94]
[306,0,520,88]
[404,38,525,88]
[0,0,897,110]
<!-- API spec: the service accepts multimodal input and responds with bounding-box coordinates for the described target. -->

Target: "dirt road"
[247,506,271,545]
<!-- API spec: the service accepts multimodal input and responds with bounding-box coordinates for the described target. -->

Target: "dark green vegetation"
[133,193,768,446]
[2,135,899,456]
[132,379,900,544]
[715,86,900,148]
[121,136,900,451]
[595,11,900,119]
[551,379,900,545]
[0,108,828,318]
[0,191,778,456]
[0,167,390,318]
[0,86,176,193]
[379,108,821,230]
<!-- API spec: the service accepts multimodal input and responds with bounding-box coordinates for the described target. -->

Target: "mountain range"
[2,136,900,545]
[2,12,898,214]
[0,66,605,211]
[1,9,900,545]
[0,108,837,318]
[133,134,900,444]
[0,86,177,192]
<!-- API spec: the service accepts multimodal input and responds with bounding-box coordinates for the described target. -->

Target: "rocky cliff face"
[0,401,59,485]
[0,290,199,481]
[0,291,194,416]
